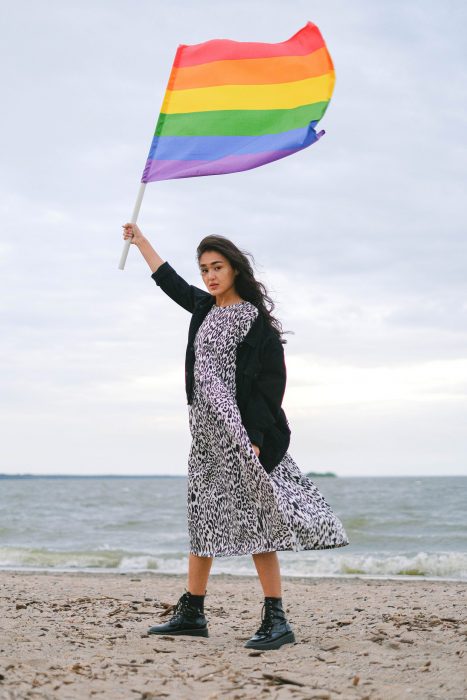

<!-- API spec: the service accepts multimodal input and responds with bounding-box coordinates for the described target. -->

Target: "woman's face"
[199,250,237,297]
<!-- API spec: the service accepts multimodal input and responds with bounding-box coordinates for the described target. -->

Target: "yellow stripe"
[162,72,335,114]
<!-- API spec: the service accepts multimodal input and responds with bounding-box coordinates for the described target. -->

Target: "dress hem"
[189,539,350,558]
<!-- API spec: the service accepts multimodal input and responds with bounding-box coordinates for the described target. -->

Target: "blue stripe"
[147,123,319,162]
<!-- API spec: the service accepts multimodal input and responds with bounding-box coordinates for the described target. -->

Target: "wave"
[1,546,466,580]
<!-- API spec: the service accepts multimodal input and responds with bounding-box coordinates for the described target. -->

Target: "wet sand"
[0,570,465,699]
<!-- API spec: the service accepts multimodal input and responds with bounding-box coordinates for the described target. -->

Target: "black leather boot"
[147,589,208,637]
[244,596,296,650]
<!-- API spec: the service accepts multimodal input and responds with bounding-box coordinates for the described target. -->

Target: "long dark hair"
[196,234,293,344]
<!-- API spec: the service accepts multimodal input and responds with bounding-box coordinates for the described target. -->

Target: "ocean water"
[0,476,466,580]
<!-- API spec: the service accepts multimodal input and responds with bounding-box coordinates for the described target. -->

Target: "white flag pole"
[118,181,147,270]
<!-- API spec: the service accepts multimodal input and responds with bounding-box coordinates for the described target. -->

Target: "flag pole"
[118,181,147,270]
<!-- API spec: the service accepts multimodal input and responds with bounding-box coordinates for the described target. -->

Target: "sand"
[0,570,465,699]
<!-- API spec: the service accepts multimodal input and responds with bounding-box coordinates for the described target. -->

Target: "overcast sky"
[1,0,466,476]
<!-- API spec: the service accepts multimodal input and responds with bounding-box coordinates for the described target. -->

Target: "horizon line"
[0,473,465,479]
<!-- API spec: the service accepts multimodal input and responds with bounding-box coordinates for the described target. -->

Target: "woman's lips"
[210,284,219,289]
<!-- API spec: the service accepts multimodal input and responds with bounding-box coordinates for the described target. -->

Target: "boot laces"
[256,600,274,635]
[170,593,192,621]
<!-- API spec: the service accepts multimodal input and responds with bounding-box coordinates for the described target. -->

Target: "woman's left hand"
[252,444,260,457]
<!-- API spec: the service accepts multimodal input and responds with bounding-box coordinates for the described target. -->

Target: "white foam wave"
[1,547,466,580]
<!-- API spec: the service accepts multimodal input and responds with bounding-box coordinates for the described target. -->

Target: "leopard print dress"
[187,300,349,557]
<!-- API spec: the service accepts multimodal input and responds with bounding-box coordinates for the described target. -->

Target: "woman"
[122,223,349,650]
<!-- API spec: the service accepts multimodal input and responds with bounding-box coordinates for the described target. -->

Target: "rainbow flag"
[142,22,335,183]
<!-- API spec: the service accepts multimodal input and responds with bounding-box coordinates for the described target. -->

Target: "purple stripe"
[142,133,324,182]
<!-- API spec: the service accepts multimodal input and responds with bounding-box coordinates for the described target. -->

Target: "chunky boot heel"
[148,590,209,637]
[244,596,296,650]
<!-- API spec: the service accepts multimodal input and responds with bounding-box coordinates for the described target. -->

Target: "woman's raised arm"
[122,222,211,313]
[122,223,165,273]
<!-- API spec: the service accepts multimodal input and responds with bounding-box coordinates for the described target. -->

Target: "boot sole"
[148,627,209,637]
[244,630,296,650]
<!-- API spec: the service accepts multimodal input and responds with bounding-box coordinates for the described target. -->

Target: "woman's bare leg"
[252,551,282,597]
[187,553,214,595]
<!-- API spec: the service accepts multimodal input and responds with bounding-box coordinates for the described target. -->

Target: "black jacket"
[151,260,291,473]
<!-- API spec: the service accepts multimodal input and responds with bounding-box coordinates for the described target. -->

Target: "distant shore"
[1,570,465,699]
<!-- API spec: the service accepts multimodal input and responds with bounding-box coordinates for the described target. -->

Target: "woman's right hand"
[122,222,145,246]
[252,443,261,458]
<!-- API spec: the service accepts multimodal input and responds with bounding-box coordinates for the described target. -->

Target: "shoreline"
[1,566,466,583]
[2,570,465,699]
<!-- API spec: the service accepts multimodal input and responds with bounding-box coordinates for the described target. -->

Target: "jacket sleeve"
[242,335,287,449]
[151,260,211,313]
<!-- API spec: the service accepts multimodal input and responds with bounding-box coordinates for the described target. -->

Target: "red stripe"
[174,22,325,68]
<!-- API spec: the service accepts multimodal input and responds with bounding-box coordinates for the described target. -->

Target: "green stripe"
[154,101,330,137]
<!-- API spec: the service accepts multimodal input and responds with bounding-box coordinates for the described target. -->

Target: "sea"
[0,476,466,581]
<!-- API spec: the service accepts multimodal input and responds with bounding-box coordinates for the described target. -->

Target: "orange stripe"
[171,47,334,90]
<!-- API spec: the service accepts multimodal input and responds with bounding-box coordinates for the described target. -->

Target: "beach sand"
[0,570,465,699]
